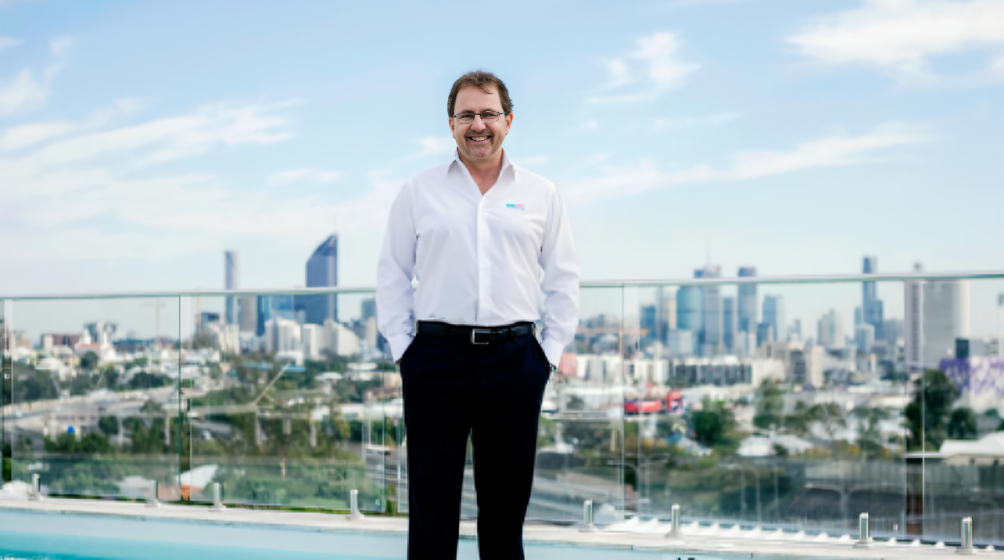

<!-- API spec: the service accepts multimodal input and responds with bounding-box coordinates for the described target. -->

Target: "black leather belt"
[417,321,534,345]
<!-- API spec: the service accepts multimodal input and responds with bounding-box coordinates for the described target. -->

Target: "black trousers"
[399,325,550,560]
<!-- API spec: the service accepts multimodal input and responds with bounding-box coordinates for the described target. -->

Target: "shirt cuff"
[540,337,565,368]
[389,334,414,362]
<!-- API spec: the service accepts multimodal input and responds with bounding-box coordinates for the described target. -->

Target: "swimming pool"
[0,509,728,560]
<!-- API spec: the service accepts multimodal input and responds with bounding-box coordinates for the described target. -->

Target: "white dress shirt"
[377,149,579,367]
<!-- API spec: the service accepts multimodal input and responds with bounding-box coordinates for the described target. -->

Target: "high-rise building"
[722,296,737,352]
[817,309,844,349]
[676,285,702,336]
[304,234,338,325]
[904,263,924,372]
[225,250,239,325]
[737,266,757,334]
[256,296,271,337]
[762,295,786,343]
[361,298,377,322]
[700,265,722,353]
[862,256,885,340]
[756,322,774,348]
[238,296,257,334]
[855,323,875,353]
[790,319,802,342]
[922,280,970,368]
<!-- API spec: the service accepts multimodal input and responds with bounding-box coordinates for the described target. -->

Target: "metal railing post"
[854,512,872,548]
[580,500,597,532]
[209,482,226,511]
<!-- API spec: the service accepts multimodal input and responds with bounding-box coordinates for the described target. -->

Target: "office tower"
[904,263,924,372]
[922,280,970,368]
[239,296,257,334]
[762,295,786,343]
[722,296,737,352]
[256,296,271,337]
[197,312,220,333]
[641,304,658,344]
[676,284,703,336]
[361,298,377,322]
[883,319,903,347]
[225,250,239,325]
[756,323,774,348]
[817,309,844,349]
[790,319,802,342]
[700,265,722,352]
[667,329,694,357]
[855,323,875,353]
[654,287,677,344]
[862,256,885,340]
[737,266,758,334]
[304,234,338,325]
[84,322,117,345]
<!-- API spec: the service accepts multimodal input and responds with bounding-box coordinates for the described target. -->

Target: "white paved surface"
[0,497,995,558]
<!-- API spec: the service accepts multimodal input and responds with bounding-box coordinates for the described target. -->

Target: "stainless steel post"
[210,482,226,511]
[854,512,872,548]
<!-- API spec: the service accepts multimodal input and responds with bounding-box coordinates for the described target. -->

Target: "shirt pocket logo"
[505,203,526,211]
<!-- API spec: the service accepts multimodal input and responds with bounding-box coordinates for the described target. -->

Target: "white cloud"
[315,171,342,184]
[513,155,548,167]
[49,36,74,57]
[580,120,599,131]
[0,100,144,151]
[267,168,342,186]
[654,112,743,130]
[0,35,74,118]
[0,36,22,54]
[0,100,318,261]
[412,135,456,158]
[562,123,930,204]
[268,168,314,186]
[632,32,700,86]
[789,0,1004,79]
[590,32,699,103]
[0,69,47,117]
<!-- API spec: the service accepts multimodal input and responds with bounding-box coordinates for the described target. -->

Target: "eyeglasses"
[451,110,505,124]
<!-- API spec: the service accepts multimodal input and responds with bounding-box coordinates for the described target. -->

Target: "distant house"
[906,431,1004,466]
[737,434,816,457]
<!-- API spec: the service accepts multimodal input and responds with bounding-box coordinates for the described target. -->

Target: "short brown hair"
[447,71,513,117]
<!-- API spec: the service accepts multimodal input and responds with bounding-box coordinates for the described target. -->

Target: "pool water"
[0,510,726,560]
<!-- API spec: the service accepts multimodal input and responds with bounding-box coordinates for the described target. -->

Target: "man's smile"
[468,135,491,143]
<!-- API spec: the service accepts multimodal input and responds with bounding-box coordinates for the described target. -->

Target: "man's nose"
[470,116,487,130]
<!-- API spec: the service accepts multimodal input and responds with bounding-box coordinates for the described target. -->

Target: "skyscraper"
[862,256,885,340]
[700,265,723,353]
[676,284,703,336]
[922,280,970,368]
[762,295,786,343]
[737,266,757,334]
[722,296,737,352]
[904,264,924,372]
[304,234,338,325]
[817,309,844,348]
[224,250,239,325]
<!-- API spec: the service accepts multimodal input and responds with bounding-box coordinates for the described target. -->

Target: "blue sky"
[1,0,1003,337]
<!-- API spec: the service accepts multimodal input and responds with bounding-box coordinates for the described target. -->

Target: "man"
[376,71,579,559]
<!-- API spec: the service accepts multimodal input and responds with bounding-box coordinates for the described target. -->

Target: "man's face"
[449,86,512,162]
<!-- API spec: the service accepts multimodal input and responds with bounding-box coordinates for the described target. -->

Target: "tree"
[784,401,812,436]
[905,369,959,451]
[80,351,99,371]
[809,402,846,440]
[98,416,119,436]
[753,380,783,431]
[855,407,888,460]
[948,407,978,440]
[691,397,738,452]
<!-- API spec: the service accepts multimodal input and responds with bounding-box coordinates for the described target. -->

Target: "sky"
[1,0,1003,339]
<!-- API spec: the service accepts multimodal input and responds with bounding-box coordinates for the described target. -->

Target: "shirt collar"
[451,148,517,181]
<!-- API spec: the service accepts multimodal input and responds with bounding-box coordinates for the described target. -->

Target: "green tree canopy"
[905,369,960,451]
[753,380,783,431]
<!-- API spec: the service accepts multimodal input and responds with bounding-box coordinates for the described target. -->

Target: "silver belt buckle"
[471,328,491,345]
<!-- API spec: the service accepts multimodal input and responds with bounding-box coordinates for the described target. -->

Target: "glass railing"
[2,270,1004,544]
